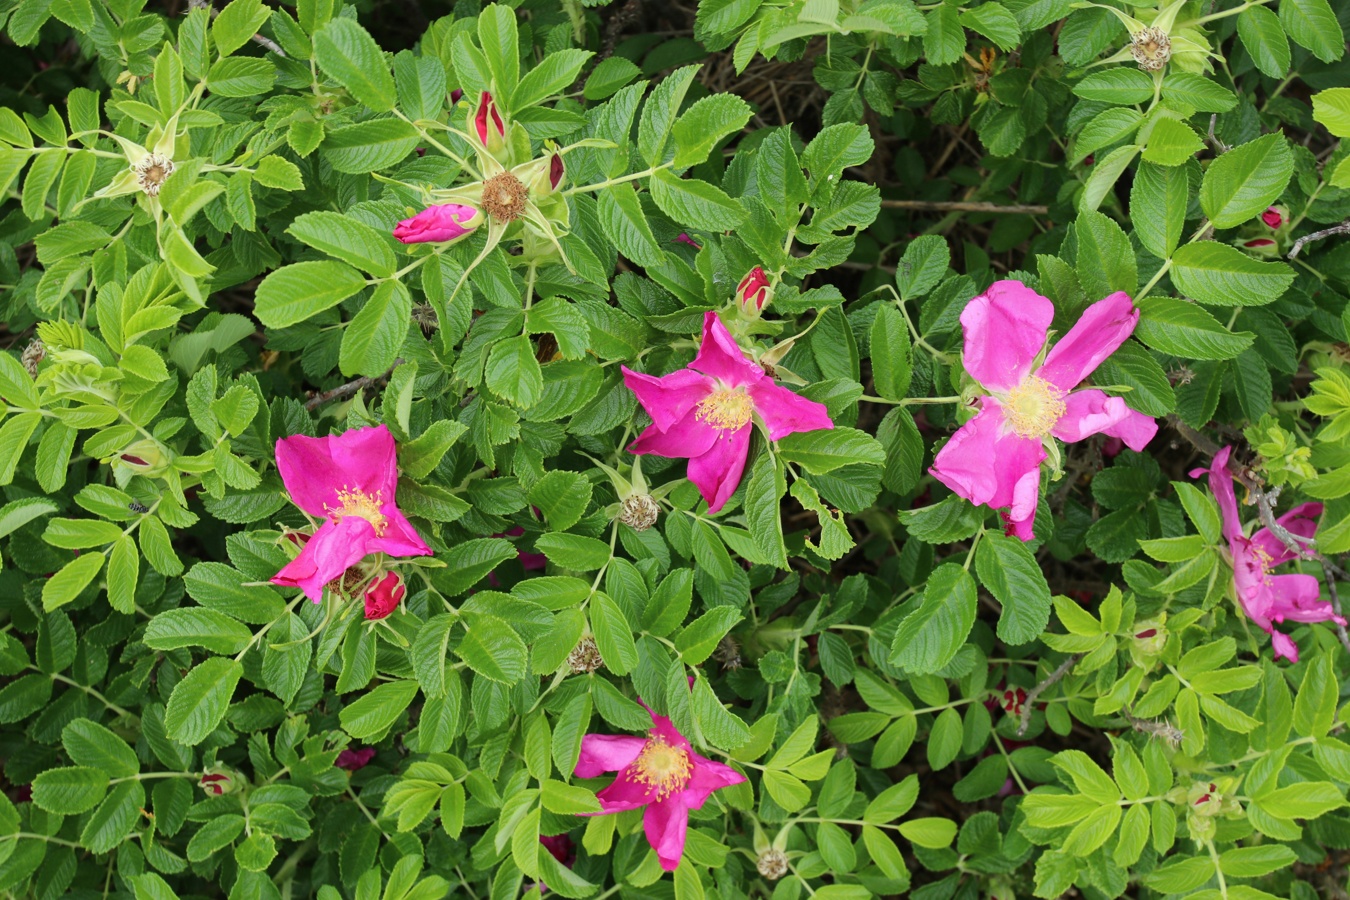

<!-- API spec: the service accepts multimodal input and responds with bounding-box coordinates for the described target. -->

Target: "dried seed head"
[1130,27,1172,71]
[21,339,44,378]
[757,849,789,880]
[134,152,175,196]
[713,635,742,670]
[619,493,659,531]
[567,635,604,674]
[411,304,439,335]
[480,172,529,222]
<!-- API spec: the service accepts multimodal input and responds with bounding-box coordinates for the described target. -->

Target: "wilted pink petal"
[1194,447,1344,662]
[393,203,482,244]
[958,280,1054,392]
[336,748,377,771]
[1036,291,1138,391]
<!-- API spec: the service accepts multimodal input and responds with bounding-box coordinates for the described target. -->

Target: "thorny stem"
[1017,653,1081,737]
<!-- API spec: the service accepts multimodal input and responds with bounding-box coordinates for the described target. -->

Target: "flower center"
[134,153,175,196]
[1003,376,1066,439]
[631,733,692,800]
[480,172,529,222]
[1130,27,1172,71]
[696,387,754,431]
[325,486,388,536]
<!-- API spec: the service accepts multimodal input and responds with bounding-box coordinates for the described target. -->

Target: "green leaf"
[80,780,144,854]
[313,19,396,112]
[1141,117,1202,167]
[32,766,109,815]
[675,606,743,665]
[339,680,419,740]
[672,93,752,168]
[64,718,139,778]
[1279,0,1344,63]
[590,591,638,675]
[1199,133,1293,229]
[144,608,253,655]
[1073,69,1154,105]
[253,261,366,329]
[1170,242,1294,307]
[642,569,693,637]
[744,450,788,569]
[1075,209,1137,298]
[322,117,419,174]
[184,562,285,623]
[976,533,1052,645]
[206,57,275,98]
[870,304,913,402]
[923,5,965,66]
[164,657,243,745]
[340,280,411,378]
[477,3,521,99]
[889,563,977,674]
[512,49,592,110]
[211,0,270,57]
[287,211,396,277]
[1134,297,1254,360]
[1131,161,1188,259]
[42,551,105,611]
[638,65,698,166]
[1161,73,1237,113]
[895,235,949,301]
[960,3,1020,50]
[1237,6,1291,79]
[456,613,527,683]
[777,427,882,474]
[649,170,745,231]
[1254,781,1346,819]
[1312,88,1350,139]
[598,183,665,268]
[528,470,592,532]
[584,57,641,102]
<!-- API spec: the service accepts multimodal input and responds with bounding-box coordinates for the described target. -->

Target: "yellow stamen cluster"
[326,487,388,536]
[631,733,692,801]
[1003,375,1066,439]
[696,388,754,431]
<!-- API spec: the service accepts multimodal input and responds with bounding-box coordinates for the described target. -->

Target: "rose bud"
[199,767,238,796]
[393,203,482,244]
[364,571,405,620]
[736,266,772,319]
[470,91,507,155]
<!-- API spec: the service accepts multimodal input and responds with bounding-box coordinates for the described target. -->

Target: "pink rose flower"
[622,311,833,514]
[1191,446,1344,662]
[272,424,431,602]
[930,280,1158,540]
[363,571,405,620]
[393,203,482,244]
[575,701,744,871]
[336,747,377,771]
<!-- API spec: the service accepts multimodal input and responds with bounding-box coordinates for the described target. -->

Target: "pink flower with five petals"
[621,311,833,514]
[271,425,431,601]
[930,280,1158,540]
[575,702,744,871]
[1191,446,1344,662]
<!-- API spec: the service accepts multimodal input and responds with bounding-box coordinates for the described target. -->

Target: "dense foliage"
[3,0,1350,896]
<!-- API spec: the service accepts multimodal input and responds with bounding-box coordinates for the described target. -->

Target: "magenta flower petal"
[1251,502,1322,565]
[930,400,1046,512]
[1052,389,1157,451]
[275,424,400,516]
[629,417,720,460]
[681,755,746,808]
[272,516,376,601]
[689,311,764,388]
[1266,573,1338,623]
[645,799,690,872]
[958,281,1054,392]
[1268,630,1299,662]
[687,426,753,514]
[1036,291,1138,391]
[575,735,647,778]
[377,505,434,557]
[747,381,834,441]
[1193,446,1243,542]
[621,366,713,433]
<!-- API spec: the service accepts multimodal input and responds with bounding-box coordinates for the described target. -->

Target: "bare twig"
[188,0,287,57]
[880,199,1050,215]
[1288,220,1350,260]
[1017,653,1081,737]
[304,359,403,411]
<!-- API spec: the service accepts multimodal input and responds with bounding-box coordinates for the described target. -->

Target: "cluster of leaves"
[1,0,1350,898]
